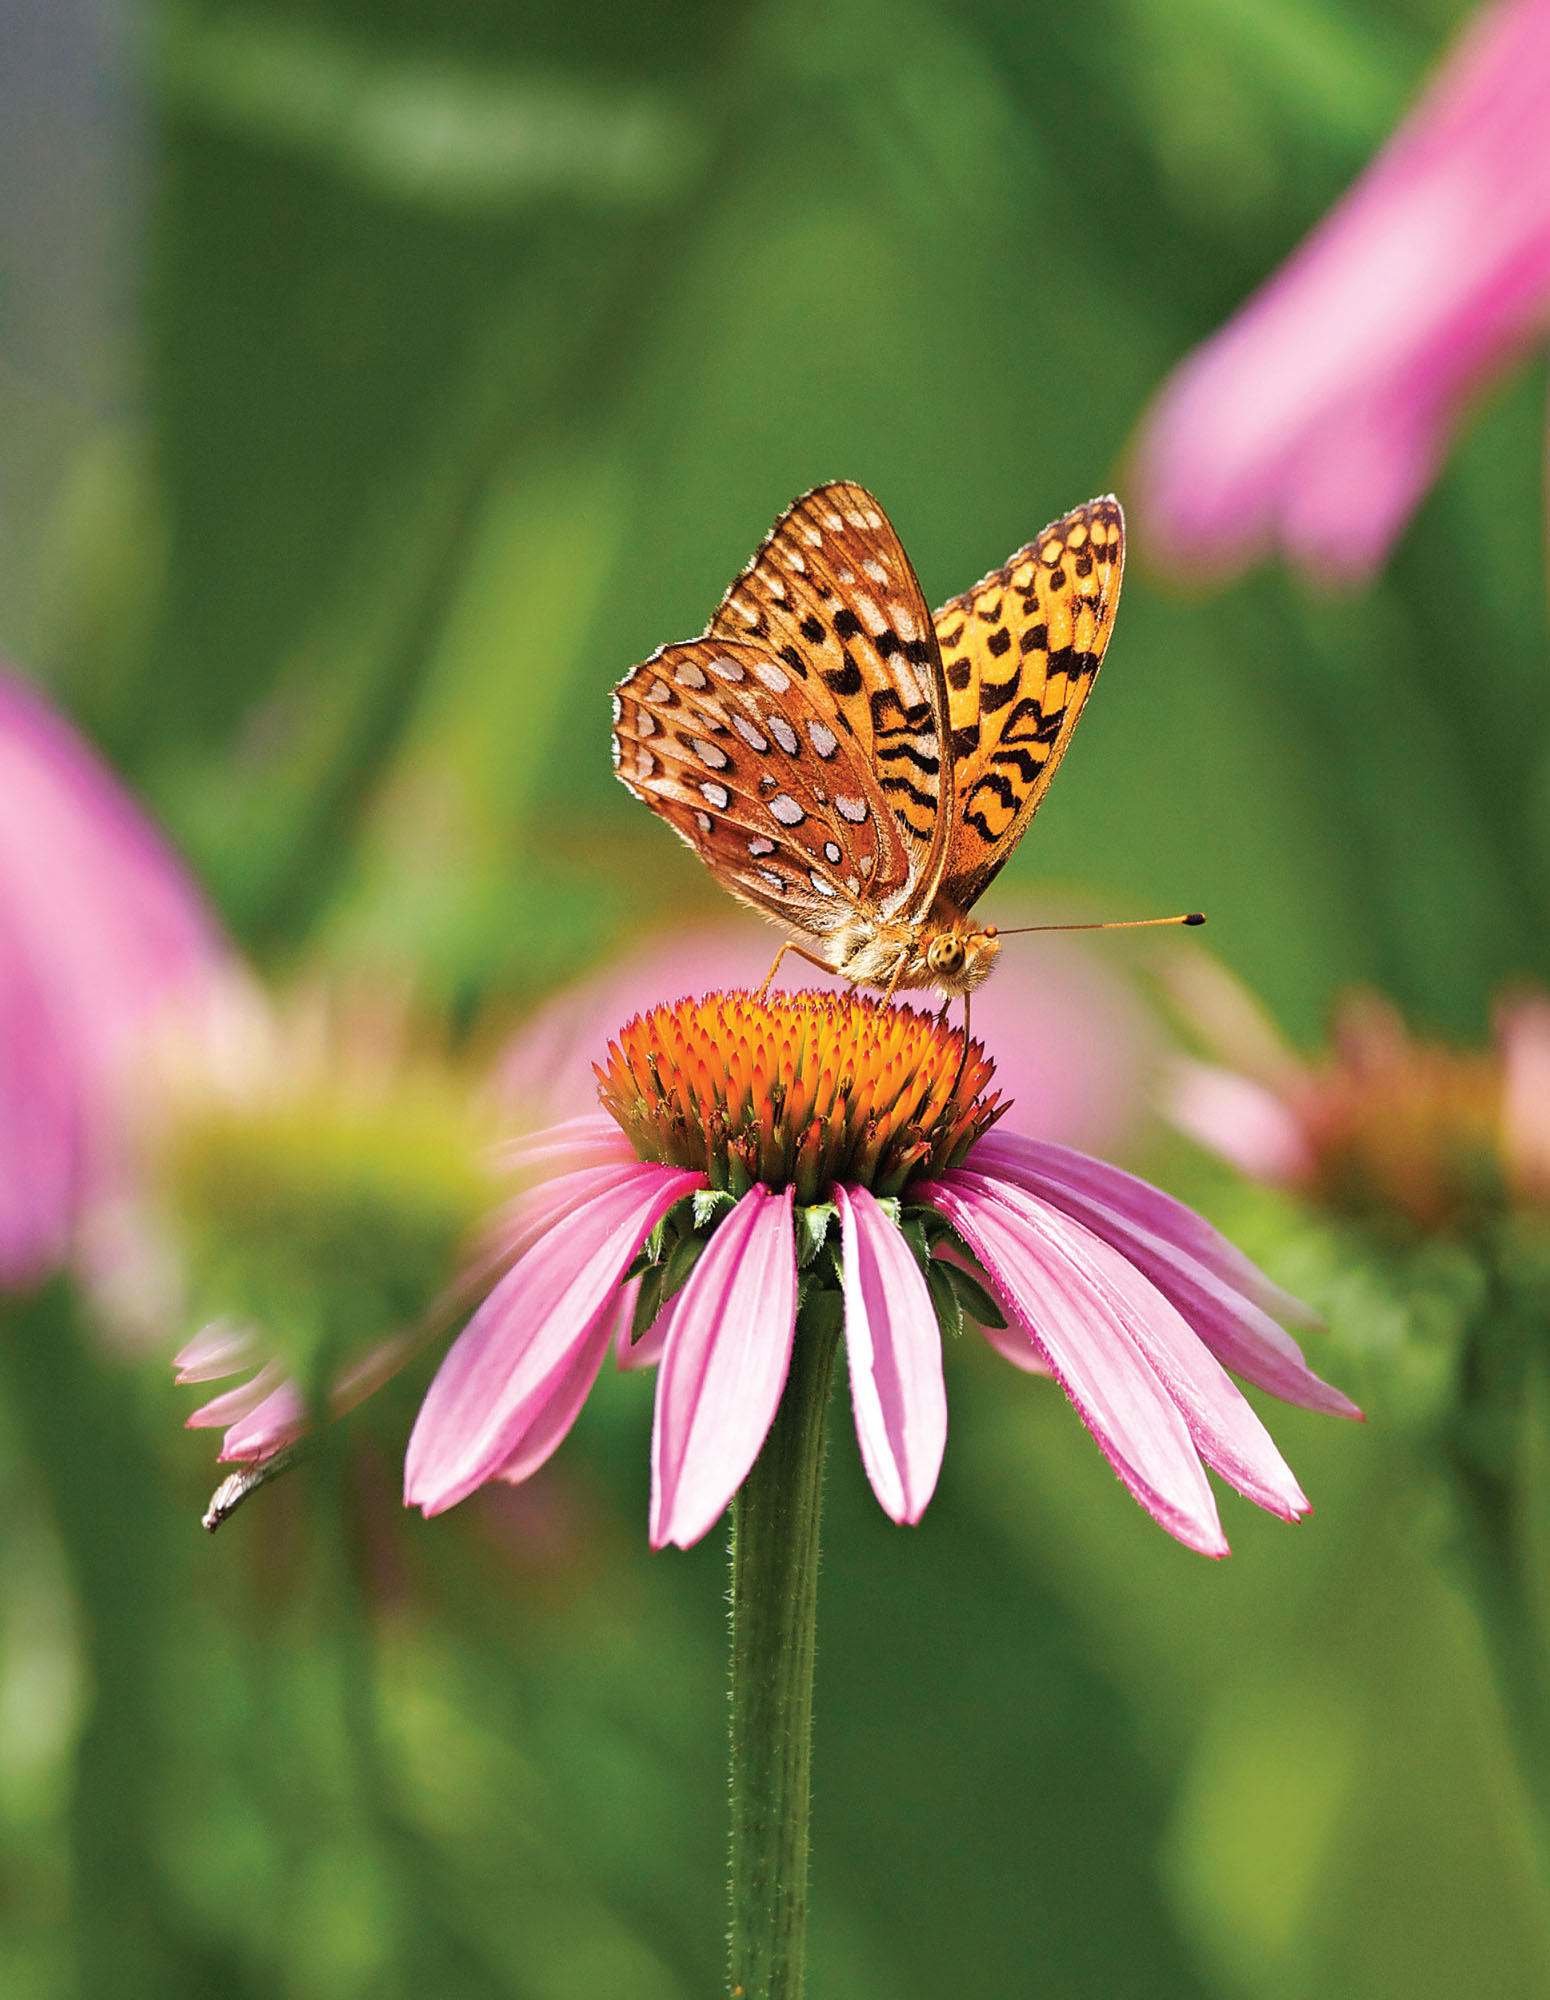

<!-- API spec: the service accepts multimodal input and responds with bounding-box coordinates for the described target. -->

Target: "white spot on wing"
[675,659,709,690]
[692,737,729,770]
[836,795,869,823]
[753,659,790,694]
[823,841,842,863]
[695,811,712,833]
[807,720,837,760]
[748,837,776,857]
[769,794,805,826]
[755,868,786,892]
[636,712,657,736]
[863,560,887,584]
[852,593,887,636]
[893,604,918,642]
[707,655,746,682]
[700,781,731,809]
[809,870,837,896]
[649,679,672,703]
[769,716,800,756]
[732,715,769,752]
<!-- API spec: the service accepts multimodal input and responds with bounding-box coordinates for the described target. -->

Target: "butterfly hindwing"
[612,637,909,944]
[707,482,952,919]
[933,497,1123,911]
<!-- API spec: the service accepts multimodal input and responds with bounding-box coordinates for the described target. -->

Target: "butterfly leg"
[950,989,973,1098]
[757,939,836,1000]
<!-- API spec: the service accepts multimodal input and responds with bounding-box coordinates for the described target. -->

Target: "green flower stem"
[726,1293,843,2000]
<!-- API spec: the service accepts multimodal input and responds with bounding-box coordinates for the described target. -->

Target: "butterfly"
[611,481,1125,1004]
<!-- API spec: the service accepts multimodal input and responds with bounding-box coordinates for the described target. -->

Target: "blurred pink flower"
[1135,0,1550,582]
[411,991,1356,1558]
[1162,953,1550,1233]
[0,667,228,1288]
[493,912,1161,1158]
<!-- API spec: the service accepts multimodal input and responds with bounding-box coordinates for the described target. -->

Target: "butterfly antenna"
[988,913,1205,936]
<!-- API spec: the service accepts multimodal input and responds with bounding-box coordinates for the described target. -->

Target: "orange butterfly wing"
[932,497,1123,912]
[706,482,952,920]
[612,637,908,944]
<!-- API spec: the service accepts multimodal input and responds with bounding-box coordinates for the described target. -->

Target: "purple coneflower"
[0,666,228,1291]
[1135,0,1550,582]
[406,990,1358,1557]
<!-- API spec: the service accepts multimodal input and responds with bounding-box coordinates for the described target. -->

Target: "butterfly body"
[611,482,1123,1001]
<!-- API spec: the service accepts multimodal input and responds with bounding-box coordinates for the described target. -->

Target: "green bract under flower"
[596,991,1004,1201]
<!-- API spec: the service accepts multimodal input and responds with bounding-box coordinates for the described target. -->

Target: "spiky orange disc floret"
[596,991,1005,1201]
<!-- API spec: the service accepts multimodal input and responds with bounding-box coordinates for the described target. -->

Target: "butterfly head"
[924,923,1001,996]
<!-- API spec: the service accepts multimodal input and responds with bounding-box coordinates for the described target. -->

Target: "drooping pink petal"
[186,1361,287,1431]
[1163,1059,1315,1186]
[650,1185,798,1551]
[969,1134,1359,1419]
[951,1172,1310,1521]
[406,1162,703,1516]
[174,1318,261,1384]
[489,1112,635,1176]
[477,1159,668,1273]
[835,1185,946,1524]
[1135,0,1550,581]
[219,1378,307,1462]
[917,1177,1229,1556]
[490,1307,621,1488]
[971,1129,1317,1326]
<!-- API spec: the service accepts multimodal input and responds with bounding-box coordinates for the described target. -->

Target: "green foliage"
[3,0,1549,1994]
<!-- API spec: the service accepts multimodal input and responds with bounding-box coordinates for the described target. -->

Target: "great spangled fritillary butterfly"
[610,481,1125,1001]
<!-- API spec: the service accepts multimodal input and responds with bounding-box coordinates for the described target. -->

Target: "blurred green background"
[4,0,1549,1993]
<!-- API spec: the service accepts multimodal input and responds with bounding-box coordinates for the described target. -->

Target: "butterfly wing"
[933,497,1124,912]
[706,482,953,921]
[612,637,908,948]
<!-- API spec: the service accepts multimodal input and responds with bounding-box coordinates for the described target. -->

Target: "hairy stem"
[726,1295,842,2000]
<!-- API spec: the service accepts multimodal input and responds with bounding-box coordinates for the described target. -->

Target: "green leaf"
[937,1257,1007,1330]
[926,1261,963,1342]
[693,1187,737,1232]
[630,1262,666,1343]
[795,1202,837,1267]
[661,1229,707,1301]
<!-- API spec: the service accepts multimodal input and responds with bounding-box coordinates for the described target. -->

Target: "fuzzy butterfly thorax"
[611,482,1123,1002]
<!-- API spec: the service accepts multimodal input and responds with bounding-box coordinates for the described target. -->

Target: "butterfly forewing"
[707,482,952,919]
[932,497,1123,912]
[612,637,909,943]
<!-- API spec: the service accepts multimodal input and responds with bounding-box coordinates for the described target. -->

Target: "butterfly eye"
[927,936,965,974]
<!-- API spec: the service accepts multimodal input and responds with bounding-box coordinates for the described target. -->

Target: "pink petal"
[971,1130,1317,1327]
[186,1361,287,1431]
[174,1318,261,1384]
[952,1172,1310,1521]
[1500,991,1550,1198]
[477,1159,666,1272]
[405,1162,703,1516]
[490,1113,635,1175]
[650,1185,798,1551]
[918,1178,1228,1556]
[970,1136,1359,1419]
[1135,0,1550,581]
[220,1378,307,1463]
[1162,1059,1315,1186]
[836,1185,946,1524]
[490,1308,621,1488]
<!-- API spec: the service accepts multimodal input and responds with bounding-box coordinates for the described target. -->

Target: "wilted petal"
[836,1185,946,1524]
[919,1177,1228,1556]
[971,1133,1359,1419]
[406,1162,703,1516]
[650,1185,798,1551]
[954,1172,1310,1520]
